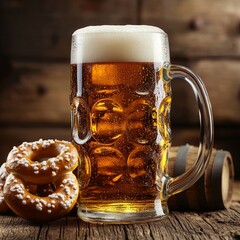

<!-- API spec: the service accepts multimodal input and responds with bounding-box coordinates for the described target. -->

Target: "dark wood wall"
[0,0,239,176]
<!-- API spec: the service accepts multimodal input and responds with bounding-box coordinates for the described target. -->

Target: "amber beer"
[70,25,213,223]
[70,61,171,204]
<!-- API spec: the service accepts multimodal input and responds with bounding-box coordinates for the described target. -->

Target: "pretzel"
[6,139,79,184]
[0,163,10,213]
[0,163,54,214]
[3,172,79,222]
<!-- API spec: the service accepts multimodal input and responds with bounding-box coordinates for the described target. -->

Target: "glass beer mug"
[70,25,213,223]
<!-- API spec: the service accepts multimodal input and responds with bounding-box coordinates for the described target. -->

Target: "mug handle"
[163,64,214,197]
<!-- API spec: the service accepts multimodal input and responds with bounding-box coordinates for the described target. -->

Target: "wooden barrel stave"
[168,145,234,211]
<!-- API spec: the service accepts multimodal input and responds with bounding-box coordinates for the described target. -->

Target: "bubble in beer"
[135,64,155,95]
[91,99,124,144]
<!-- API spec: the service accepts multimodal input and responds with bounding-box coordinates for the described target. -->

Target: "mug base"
[77,199,169,224]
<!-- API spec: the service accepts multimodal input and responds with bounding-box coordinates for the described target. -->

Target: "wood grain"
[0,0,138,60]
[1,0,240,59]
[0,195,239,239]
[0,62,70,124]
[172,59,240,124]
[141,0,240,58]
[189,59,240,124]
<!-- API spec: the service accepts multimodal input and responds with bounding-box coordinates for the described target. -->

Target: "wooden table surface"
[0,182,239,240]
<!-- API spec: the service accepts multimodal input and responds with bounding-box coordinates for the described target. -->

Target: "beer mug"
[70,25,213,223]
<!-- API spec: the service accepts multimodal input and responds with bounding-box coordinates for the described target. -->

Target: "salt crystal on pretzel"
[3,172,79,222]
[6,139,79,184]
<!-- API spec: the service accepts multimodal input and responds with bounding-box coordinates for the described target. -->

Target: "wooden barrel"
[168,145,234,211]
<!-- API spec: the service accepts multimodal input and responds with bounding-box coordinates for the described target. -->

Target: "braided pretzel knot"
[3,139,79,222]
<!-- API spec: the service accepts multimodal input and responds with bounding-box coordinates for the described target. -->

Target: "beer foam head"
[71,25,170,64]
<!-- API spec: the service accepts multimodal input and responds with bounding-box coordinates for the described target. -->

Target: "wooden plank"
[0,62,70,124]
[0,0,138,60]
[0,201,240,239]
[171,59,240,124]
[0,215,40,240]
[189,59,240,124]
[0,60,239,125]
[141,0,240,58]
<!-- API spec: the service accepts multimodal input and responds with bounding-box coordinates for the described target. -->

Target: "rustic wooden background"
[0,0,239,176]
